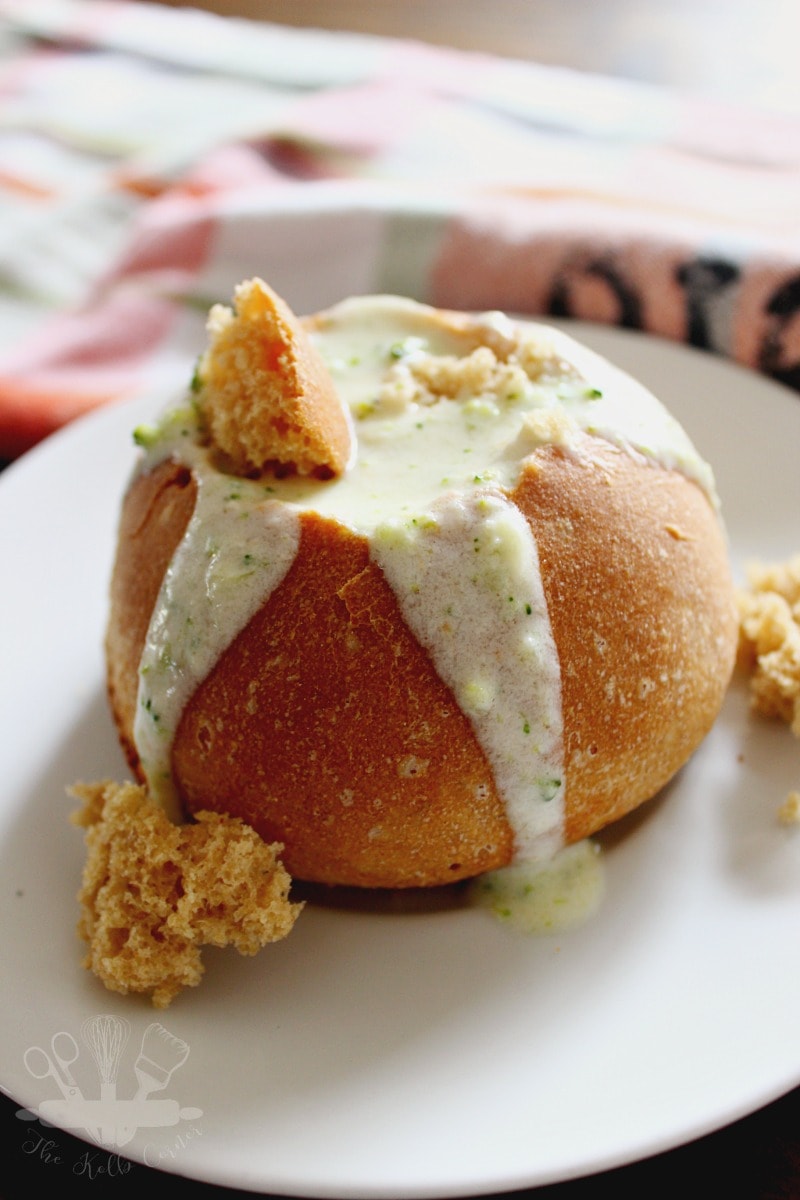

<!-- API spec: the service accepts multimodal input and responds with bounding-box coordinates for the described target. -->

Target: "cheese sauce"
[131,296,715,858]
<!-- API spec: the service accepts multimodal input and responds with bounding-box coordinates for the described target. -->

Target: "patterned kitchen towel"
[1,0,799,457]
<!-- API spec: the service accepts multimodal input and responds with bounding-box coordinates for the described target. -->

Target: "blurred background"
[147,0,800,114]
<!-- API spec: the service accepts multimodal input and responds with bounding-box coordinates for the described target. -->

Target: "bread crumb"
[197,277,352,478]
[737,555,800,735]
[373,328,582,416]
[69,780,302,1008]
[778,792,800,825]
[387,344,530,408]
[737,554,800,819]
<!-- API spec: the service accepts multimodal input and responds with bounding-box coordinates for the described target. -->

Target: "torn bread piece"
[197,277,353,478]
[737,554,800,734]
[70,780,301,1008]
[737,554,800,817]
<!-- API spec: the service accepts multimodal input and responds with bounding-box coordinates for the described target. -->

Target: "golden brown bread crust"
[106,432,737,887]
[173,515,514,886]
[512,438,737,844]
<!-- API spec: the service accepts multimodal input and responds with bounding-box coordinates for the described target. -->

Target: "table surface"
[3,2,799,1196]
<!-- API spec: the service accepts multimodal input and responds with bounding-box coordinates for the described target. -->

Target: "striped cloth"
[1,0,800,458]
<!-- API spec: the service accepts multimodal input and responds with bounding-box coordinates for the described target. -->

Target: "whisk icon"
[81,1015,131,1100]
[81,1014,130,1145]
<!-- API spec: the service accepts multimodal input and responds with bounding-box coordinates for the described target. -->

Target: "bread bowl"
[105,279,738,889]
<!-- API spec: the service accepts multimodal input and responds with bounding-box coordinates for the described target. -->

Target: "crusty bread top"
[198,277,352,478]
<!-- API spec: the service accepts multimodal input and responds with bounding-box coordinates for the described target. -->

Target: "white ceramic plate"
[2,311,800,1198]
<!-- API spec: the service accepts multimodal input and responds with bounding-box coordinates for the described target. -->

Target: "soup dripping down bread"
[105,280,738,888]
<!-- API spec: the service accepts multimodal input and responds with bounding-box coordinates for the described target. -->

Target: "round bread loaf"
[106,286,737,888]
